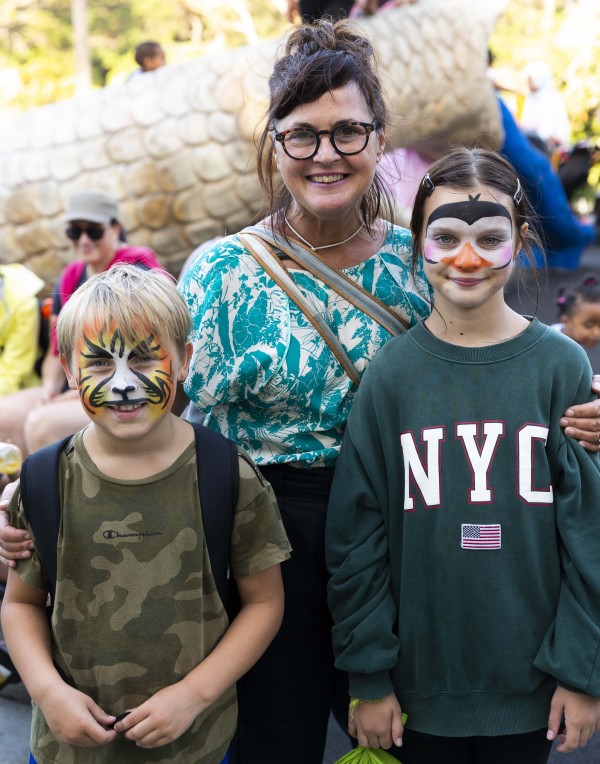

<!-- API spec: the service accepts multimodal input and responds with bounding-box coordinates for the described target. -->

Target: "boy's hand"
[547,686,600,752]
[0,480,34,567]
[115,681,202,748]
[349,693,404,750]
[39,683,117,747]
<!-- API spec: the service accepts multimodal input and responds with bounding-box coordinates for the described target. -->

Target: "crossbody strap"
[243,225,410,335]
[238,233,362,387]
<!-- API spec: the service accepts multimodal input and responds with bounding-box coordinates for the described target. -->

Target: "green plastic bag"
[333,747,402,764]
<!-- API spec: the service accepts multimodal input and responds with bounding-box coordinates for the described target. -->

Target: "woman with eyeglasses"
[178,20,423,764]
[0,190,161,458]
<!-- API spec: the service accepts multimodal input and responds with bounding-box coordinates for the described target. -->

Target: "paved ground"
[2,245,600,763]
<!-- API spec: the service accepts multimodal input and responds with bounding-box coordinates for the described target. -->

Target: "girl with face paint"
[326,148,600,764]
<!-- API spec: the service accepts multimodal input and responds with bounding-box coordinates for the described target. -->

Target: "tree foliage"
[0,0,288,112]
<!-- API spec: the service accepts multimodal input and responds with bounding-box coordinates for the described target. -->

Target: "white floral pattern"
[179,223,430,466]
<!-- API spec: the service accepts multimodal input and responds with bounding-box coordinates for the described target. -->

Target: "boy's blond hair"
[57,265,191,362]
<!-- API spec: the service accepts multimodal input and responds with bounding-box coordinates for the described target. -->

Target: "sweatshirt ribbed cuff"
[349,670,394,700]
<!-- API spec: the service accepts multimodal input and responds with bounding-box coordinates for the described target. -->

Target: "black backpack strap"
[19,435,73,606]
[189,422,239,606]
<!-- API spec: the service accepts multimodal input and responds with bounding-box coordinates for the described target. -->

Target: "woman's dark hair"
[557,274,600,319]
[257,18,392,234]
[409,147,543,296]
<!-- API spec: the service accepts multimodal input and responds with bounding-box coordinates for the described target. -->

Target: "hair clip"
[557,295,567,306]
[513,178,522,206]
[422,173,435,196]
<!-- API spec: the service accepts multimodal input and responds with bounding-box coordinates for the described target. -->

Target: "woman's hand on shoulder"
[560,375,600,452]
[0,480,34,567]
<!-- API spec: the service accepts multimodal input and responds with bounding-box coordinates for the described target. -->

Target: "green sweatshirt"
[326,318,600,737]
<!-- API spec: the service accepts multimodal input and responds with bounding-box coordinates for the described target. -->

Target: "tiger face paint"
[73,322,176,422]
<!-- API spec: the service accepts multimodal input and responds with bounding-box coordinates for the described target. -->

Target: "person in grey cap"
[0,190,162,459]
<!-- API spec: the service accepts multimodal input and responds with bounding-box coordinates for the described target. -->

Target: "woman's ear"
[376,126,386,163]
[269,133,281,172]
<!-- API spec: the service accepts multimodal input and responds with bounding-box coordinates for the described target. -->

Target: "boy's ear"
[59,356,78,390]
[177,342,193,382]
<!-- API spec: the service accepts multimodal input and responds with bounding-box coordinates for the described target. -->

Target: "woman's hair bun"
[285,18,374,65]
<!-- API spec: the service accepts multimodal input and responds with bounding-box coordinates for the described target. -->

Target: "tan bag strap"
[238,233,362,388]
[242,225,410,335]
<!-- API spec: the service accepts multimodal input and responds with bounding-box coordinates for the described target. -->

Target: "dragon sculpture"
[0,0,507,286]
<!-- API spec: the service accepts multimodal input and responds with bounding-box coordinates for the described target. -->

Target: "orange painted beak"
[441,242,493,271]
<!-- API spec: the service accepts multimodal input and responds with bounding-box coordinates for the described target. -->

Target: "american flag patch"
[461,524,501,550]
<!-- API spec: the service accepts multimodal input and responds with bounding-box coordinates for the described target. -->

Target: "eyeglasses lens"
[283,124,371,159]
[65,225,106,242]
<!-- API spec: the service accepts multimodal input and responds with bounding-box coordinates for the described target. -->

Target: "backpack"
[18,421,239,613]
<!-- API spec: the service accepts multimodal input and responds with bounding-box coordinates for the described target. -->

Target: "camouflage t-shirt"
[8,430,291,764]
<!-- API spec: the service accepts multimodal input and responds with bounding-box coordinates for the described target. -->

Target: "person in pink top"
[0,190,163,459]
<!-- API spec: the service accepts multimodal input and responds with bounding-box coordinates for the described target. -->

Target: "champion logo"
[461,523,501,550]
[103,529,162,540]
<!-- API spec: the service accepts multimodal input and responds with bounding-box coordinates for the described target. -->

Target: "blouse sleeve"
[179,236,291,411]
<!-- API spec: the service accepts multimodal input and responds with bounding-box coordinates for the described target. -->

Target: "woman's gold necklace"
[284,214,364,252]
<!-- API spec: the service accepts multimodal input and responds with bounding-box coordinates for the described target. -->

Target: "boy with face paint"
[327,149,600,764]
[0,265,290,764]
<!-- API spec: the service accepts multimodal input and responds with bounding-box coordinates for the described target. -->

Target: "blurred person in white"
[520,61,571,152]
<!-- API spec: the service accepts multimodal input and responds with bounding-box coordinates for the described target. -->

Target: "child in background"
[1,265,290,764]
[134,41,166,73]
[553,274,600,349]
[326,148,600,764]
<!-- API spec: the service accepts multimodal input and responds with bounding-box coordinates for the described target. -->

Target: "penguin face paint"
[74,322,175,421]
[423,192,515,272]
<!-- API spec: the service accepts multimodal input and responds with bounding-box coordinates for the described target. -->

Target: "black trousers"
[229,464,349,764]
[386,728,552,764]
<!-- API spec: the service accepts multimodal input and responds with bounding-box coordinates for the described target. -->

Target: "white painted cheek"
[111,356,139,394]
[492,243,513,268]
[423,240,441,264]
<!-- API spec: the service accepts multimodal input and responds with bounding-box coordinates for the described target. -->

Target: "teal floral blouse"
[179,223,431,467]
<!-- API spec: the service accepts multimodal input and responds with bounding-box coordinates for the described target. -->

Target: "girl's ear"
[515,221,529,256]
